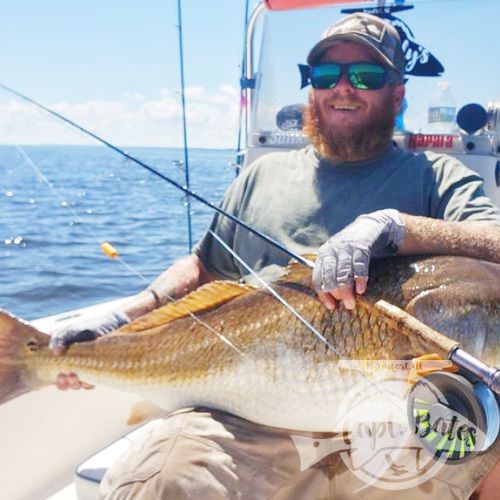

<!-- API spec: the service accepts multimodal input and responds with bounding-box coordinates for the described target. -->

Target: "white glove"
[313,209,405,296]
[50,311,130,352]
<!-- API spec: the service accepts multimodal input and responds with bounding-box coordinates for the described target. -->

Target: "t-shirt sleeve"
[428,154,500,223]
[192,167,252,280]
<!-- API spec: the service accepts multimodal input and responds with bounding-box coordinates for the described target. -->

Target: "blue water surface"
[0,145,236,319]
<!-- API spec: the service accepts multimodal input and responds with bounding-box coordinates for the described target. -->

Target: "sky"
[0,0,498,149]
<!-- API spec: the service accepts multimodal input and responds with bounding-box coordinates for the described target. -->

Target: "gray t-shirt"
[194,145,500,281]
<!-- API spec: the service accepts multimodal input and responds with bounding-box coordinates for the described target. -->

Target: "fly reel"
[408,372,500,463]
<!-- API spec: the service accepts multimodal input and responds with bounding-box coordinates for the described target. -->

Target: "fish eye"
[26,339,39,352]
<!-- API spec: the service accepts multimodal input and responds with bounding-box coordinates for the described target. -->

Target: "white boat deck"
[0,384,140,500]
[0,297,139,500]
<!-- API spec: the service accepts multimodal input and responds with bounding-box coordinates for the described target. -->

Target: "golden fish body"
[1,256,499,431]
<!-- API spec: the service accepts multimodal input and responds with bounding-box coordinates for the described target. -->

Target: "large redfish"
[0,256,498,431]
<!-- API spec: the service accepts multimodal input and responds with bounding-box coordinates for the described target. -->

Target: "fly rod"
[2,83,499,394]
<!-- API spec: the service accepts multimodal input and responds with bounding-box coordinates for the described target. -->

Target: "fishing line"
[16,145,246,357]
[144,279,246,357]
[170,302,246,357]
[4,88,357,361]
[16,135,404,411]
[21,149,244,356]
[209,229,412,425]
[11,85,492,416]
[0,83,312,270]
[209,230,338,358]
[7,89,416,365]
[7,92,424,429]
[15,145,151,287]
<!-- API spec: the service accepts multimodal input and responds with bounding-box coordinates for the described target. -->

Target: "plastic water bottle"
[427,82,457,134]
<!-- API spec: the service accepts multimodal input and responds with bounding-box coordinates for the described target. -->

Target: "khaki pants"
[100,407,500,500]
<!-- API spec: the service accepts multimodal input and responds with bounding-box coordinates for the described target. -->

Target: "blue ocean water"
[0,145,236,320]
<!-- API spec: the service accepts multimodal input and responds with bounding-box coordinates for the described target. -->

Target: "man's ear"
[393,84,405,114]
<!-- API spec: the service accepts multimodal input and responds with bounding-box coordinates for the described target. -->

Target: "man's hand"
[312,209,405,310]
[50,311,130,390]
[50,311,130,354]
[55,372,95,390]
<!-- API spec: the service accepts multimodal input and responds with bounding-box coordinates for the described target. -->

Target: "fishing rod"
[210,227,500,461]
[235,0,251,177]
[4,84,500,432]
[176,0,194,251]
[0,83,500,380]
[0,83,313,271]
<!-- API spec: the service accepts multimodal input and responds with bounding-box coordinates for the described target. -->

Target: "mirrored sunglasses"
[299,62,389,91]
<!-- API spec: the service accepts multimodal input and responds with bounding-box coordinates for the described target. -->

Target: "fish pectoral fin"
[127,400,168,425]
[116,281,257,334]
[408,353,458,384]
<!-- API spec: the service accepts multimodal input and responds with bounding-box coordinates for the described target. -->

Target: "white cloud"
[0,85,240,148]
[121,91,146,101]
[184,86,206,99]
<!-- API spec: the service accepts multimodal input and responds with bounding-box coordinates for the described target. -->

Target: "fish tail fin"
[0,310,49,404]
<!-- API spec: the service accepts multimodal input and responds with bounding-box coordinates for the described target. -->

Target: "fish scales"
[0,256,499,431]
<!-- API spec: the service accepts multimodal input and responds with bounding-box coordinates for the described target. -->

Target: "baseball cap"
[307,13,405,77]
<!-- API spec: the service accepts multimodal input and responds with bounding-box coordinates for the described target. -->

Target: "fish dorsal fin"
[278,254,317,285]
[115,281,256,334]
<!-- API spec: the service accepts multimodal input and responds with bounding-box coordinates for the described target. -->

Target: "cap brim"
[307,34,399,74]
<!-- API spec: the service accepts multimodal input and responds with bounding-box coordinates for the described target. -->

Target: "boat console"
[246,101,500,208]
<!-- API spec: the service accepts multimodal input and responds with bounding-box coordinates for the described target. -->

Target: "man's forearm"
[124,254,214,321]
[398,215,500,263]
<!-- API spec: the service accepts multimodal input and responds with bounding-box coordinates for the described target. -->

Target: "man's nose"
[333,71,355,93]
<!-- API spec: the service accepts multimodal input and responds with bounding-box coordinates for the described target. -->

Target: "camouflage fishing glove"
[312,209,405,291]
[49,311,130,352]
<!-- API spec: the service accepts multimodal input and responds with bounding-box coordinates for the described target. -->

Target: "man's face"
[304,42,404,162]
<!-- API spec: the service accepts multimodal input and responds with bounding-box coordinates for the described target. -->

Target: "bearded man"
[52,13,500,500]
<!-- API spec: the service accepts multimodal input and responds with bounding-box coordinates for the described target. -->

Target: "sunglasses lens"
[310,64,341,89]
[349,63,386,90]
[308,62,388,90]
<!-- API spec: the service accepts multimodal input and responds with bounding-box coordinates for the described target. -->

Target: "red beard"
[303,92,397,162]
